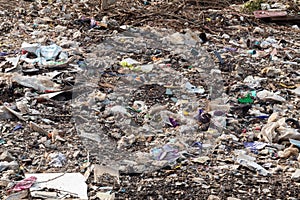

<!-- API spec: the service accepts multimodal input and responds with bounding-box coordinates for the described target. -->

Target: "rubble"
[0,0,299,199]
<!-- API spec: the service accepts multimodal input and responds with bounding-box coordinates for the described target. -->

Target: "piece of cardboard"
[25,173,88,199]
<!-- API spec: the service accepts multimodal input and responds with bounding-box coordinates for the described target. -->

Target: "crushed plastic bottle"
[48,152,67,167]
[185,82,205,94]
[151,144,180,162]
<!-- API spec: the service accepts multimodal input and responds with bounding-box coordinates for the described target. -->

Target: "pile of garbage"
[0,0,299,199]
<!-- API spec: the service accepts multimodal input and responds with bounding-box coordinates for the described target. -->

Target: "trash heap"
[73,27,227,174]
[0,0,300,199]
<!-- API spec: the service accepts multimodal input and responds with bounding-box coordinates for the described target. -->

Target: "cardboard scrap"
[25,173,88,200]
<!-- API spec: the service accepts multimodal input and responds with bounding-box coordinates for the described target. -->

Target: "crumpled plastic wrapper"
[48,152,67,167]
[258,114,300,143]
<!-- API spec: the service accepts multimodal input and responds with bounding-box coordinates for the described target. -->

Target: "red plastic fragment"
[8,176,37,193]
[253,10,287,19]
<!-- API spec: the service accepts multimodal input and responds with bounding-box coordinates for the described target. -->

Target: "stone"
[208,195,221,200]
[291,169,300,181]
[0,150,14,162]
